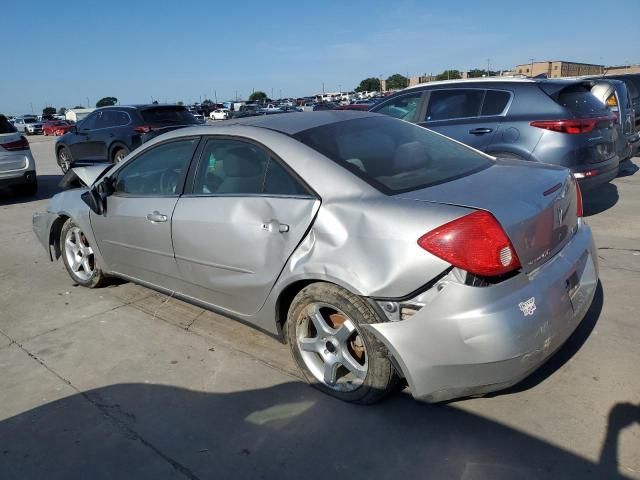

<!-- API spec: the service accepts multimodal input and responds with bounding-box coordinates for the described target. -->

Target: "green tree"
[58,107,67,115]
[435,70,462,81]
[177,101,184,106]
[355,77,381,92]
[42,106,56,117]
[385,74,409,90]
[95,96,118,107]
[73,105,84,109]
[249,91,267,102]
[467,68,499,78]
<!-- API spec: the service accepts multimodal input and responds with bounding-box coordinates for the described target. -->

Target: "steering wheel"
[159,169,180,194]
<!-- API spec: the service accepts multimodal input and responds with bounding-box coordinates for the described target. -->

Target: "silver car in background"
[33,112,598,404]
[0,114,37,195]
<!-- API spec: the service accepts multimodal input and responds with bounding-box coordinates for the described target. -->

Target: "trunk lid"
[396,158,579,273]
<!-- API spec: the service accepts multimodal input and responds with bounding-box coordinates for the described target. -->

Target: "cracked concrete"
[0,136,638,479]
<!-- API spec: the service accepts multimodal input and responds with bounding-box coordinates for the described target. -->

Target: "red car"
[43,120,72,136]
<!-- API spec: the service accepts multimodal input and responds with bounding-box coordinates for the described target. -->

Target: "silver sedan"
[33,111,598,404]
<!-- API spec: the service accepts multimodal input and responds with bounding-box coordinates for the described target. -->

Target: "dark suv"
[55,104,199,173]
[370,78,620,190]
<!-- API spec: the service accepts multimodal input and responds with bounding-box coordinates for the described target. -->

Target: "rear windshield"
[556,85,609,116]
[0,115,17,134]
[23,118,38,124]
[140,107,198,125]
[294,116,491,194]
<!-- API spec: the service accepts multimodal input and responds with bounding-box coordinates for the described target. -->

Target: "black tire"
[286,282,398,404]
[60,219,107,288]
[112,147,129,164]
[57,146,73,173]
[13,180,38,196]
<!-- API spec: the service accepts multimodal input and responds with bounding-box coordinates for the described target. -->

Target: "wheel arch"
[50,214,71,260]
[273,276,367,342]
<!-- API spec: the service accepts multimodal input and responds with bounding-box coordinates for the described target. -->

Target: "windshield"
[23,118,38,124]
[141,107,198,125]
[294,116,491,194]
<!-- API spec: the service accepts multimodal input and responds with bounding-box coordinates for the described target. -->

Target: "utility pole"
[322,82,325,94]
[530,58,534,77]
[487,58,491,75]
[87,97,90,108]
[214,90,218,103]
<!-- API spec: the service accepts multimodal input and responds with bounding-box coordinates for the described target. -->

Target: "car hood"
[59,164,113,189]
[395,158,579,273]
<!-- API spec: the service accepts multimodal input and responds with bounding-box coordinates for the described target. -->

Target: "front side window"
[373,92,422,122]
[424,89,484,121]
[114,139,197,195]
[79,113,97,131]
[294,116,491,195]
[192,139,307,196]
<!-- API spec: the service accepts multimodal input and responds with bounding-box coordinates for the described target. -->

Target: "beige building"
[604,64,640,76]
[514,61,604,78]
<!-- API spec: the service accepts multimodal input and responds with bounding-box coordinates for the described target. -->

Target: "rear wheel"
[112,147,129,164]
[57,146,73,173]
[286,282,398,404]
[60,219,107,288]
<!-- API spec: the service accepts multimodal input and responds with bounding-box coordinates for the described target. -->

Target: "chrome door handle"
[469,128,493,135]
[146,211,167,223]
[261,221,290,233]
[278,223,290,233]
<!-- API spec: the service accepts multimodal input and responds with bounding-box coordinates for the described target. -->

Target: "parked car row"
[370,74,640,190]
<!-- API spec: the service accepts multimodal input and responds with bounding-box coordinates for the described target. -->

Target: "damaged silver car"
[33,111,598,404]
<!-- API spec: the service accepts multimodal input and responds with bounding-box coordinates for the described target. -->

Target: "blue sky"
[2,0,638,115]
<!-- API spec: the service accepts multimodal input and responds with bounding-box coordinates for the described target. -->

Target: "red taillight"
[530,115,614,134]
[418,211,521,277]
[0,135,29,151]
[133,125,155,133]
[575,181,583,218]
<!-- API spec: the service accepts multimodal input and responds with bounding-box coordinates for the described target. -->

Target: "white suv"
[0,115,37,195]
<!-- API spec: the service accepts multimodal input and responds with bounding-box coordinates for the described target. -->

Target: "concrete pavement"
[0,135,638,479]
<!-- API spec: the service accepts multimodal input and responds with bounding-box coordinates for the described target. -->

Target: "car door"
[90,137,199,287]
[69,112,98,161]
[171,137,320,316]
[89,110,114,162]
[418,89,508,151]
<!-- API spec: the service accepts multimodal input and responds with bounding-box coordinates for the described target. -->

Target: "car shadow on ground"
[0,174,63,206]
[617,159,639,178]
[0,377,635,479]
[583,183,619,217]
[491,281,603,397]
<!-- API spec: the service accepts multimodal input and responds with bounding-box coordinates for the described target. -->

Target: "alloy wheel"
[64,227,95,282]
[59,149,71,173]
[296,303,368,391]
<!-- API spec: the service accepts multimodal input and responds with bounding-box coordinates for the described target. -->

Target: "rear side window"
[481,90,511,116]
[0,115,16,134]
[425,89,484,121]
[374,92,422,122]
[294,116,491,195]
[141,107,198,125]
[556,85,609,116]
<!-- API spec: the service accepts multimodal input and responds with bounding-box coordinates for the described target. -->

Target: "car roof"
[97,104,187,111]
[405,77,582,91]
[219,110,378,135]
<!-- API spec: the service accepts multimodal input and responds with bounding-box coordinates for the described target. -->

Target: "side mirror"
[69,125,78,134]
[81,188,106,215]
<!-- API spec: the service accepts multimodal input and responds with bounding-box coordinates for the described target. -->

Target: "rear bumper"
[367,222,598,403]
[572,156,620,190]
[0,151,37,187]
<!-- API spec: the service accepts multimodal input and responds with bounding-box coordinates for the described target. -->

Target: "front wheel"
[60,219,107,288]
[286,282,398,404]
[57,146,73,173]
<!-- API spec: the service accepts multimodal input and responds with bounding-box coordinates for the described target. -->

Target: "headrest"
[222,147,264,177]
[393,141,430,171]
